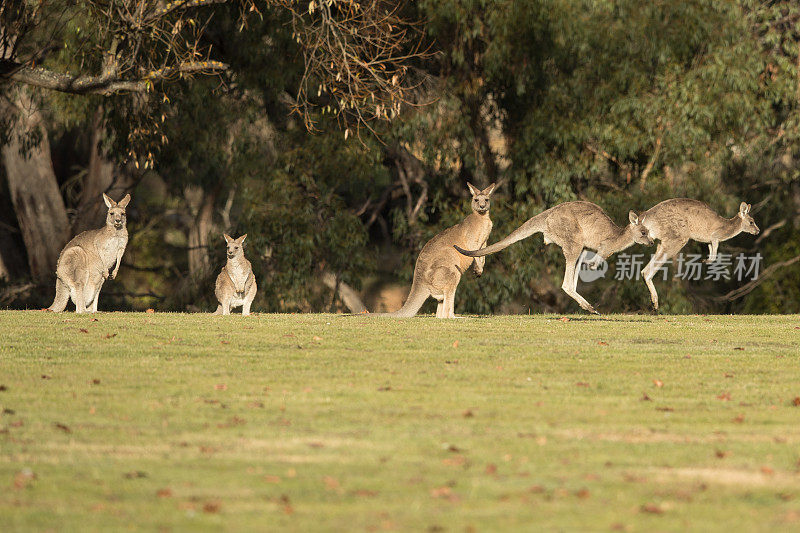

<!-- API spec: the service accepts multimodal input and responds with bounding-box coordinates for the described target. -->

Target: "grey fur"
[455,201,653,314]
[640,199,759,310]
[213,234,257,316]
[48,193,130,313]
[372,182,495,318]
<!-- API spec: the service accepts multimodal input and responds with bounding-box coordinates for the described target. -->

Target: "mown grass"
[1,311,799,532]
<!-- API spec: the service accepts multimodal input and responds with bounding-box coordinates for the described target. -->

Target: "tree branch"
[3,60,228,95]
[714,253,800,302]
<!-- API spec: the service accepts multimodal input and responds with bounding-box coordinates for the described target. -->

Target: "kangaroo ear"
[467,182,479,197]
[103,193,114,208]
[483,183,496,196]
[746,203,752,213]
[739,201,748,214]
[628,210,639,225]
[117,194,131,208]
[223,233,233,243]
[236,234,247,244]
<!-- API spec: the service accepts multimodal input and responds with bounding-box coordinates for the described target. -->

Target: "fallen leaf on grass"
[575,382,590,387]
[124,471,148,479]
[264,475,281,484]
[442,455,467,467]
[308,442,325,448]
[312,336,322,341]
[53,422,71,433]
[724,373,734,378]
[792,397,800,407]
[452,340,459,348]
[653,379,664,388]
[761,466,775,476]
[598,341,608,346]
[640,393,652,401]
[462,409,474,418]
[715,450,730,459]
[655,406,674,412]
[280,494,293,514]
[323,476,340,490]
[734,347,745,351]
[156,488,172,498]
[377,386,392,391]
[41,375,51,380]
[10,420,23,427]
[214,384,227,390]
[430,486,460,502]
[203,501,221,513]
[717,392,731,401]
[217,416,246,428]
[640,503,665,514]
[558,317,570,322]
[733,414,746,423]
[104,333,117,339]
[575,488,591,499]
[146,309,155,314]
[79,328,88,333]
[485,464,498,475]
[91,379,100,385]
[13,469,36,489]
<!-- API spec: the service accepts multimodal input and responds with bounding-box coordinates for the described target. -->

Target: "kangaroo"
[369,182,495,318]
[213,234,257,316]
[48,193,130,313]
[640,199,759,310]
[455,201,654,314]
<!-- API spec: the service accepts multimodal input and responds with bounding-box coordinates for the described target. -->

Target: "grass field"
[1,311,799,532]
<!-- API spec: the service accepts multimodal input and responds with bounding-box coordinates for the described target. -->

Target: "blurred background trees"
[2,0,800,314]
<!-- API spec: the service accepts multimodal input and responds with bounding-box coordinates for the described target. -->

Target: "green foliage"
[237,129,385,311]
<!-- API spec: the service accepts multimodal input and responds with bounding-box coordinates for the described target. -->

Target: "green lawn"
[1,311,799,532]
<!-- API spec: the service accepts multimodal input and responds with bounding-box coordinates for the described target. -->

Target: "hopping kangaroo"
[48,193,130,313]
[640,199,759,310]
[373,182,495,318]
[456,201,653,314]
[214,234,257,316]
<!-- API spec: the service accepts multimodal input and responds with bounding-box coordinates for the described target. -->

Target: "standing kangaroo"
[455,201,653,314]
[371,182,495,318]
[48,193,130,313]
[640,199,759,310]
[214,234,257,316]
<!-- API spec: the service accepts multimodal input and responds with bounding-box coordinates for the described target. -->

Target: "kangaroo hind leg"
[561,246,598,315]
[642,240,686,311]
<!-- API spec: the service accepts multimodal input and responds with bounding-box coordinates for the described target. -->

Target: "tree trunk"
[1,87,69,281]
[184,185,216,277]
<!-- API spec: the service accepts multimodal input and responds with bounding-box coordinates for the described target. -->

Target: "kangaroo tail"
[386,277,430,317]
[47,278,69,312]
[455,211,548,257]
